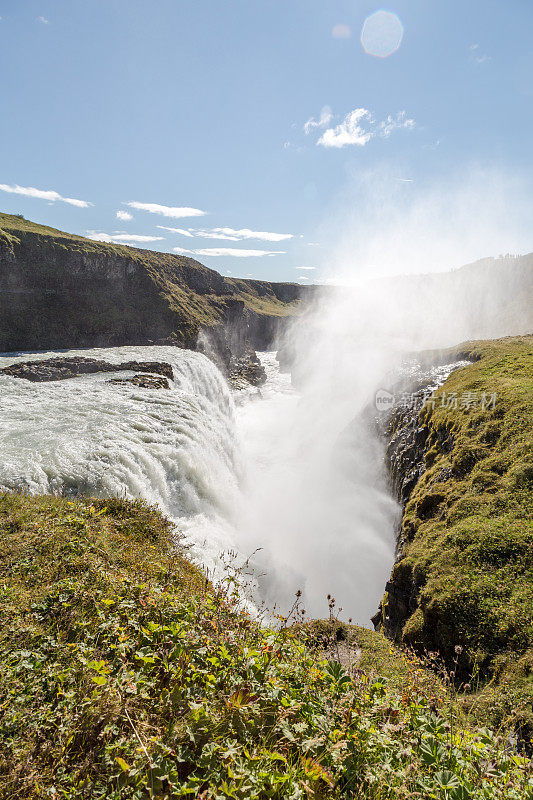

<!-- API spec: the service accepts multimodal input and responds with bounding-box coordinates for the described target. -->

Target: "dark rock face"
[383,390,430,512]
[371,390,431,633]
[108,374,171,390]
[0,357,174,383]
[0,235,187,352]
[229,350,267,388]
[374,364,464,635]
[0,218,313,365]
[198,309,293,372]
[245,312,286,352]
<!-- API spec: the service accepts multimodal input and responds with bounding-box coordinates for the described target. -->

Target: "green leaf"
[434,769,460,789]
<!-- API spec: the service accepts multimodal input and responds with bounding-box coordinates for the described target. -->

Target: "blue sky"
[1,0,532,281]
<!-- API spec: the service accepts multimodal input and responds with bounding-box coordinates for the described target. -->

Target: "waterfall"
[0,341,400,623]
[0,345,243,574]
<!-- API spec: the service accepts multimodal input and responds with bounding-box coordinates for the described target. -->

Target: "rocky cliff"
[377,336,533,738]
[0,213,313,365]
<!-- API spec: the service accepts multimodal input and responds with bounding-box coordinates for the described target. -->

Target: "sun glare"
[361,10,404,58]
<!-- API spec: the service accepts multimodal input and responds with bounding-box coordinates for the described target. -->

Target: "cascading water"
[0,345,243,574]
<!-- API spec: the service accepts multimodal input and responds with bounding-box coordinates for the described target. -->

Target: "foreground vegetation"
[384,336,533,742]
[1,492,531,798]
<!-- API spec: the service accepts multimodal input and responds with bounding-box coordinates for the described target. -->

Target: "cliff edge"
[379,336,533,740]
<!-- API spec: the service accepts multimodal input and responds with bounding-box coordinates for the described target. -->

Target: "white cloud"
[318,108,373,148]
[159,225,293,242]
[379,110,415,138]
[86,231,164,244]
[423,139,441,151]
[304,106,333,135]
[296,266,316,270]
[116,209,133,221]
[0,183,91,207]
[202,227,293,242]
[332,23,351,39]
[469,43,491,64]
[37,16,49,24]
[157,226,195,237]
[316,107,415,148]
[125,201,206,219]
[173,247,285,258]
[282,141,304,153]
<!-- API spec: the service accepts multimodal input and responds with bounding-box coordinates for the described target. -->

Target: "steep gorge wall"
[0,214,312,362]
[0,229,182,351]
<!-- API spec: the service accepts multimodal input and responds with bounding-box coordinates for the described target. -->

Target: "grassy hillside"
[384,336,533,739]
[0,212,309,354]
[1,492,531,799]
[0,212,303,317]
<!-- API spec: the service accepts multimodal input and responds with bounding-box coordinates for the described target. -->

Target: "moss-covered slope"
[382,336,533,736]
[1,491,531,799]
[0,212,310,355]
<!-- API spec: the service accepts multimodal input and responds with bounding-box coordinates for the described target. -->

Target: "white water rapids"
[0,344,398,623]
[0,346,242,567]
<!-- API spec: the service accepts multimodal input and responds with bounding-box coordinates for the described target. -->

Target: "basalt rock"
[229,350,267,388]
[383,389,431,512]
[373,365,464,636]
[0,357,174,383]
[108,374,171,390]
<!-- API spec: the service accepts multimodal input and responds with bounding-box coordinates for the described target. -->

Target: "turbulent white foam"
[0,346,242,575]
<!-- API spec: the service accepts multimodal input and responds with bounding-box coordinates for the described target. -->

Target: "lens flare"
[361,10,404,58]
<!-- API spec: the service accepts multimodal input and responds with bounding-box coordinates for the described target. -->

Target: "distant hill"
[380,253,533,343]
[0,212,313,363]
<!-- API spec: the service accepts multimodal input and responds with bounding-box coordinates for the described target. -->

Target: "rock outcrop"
[108,374,171,390]
[229,350,267,388]
[0,356,174,383]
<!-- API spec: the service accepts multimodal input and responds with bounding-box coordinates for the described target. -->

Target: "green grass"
[1,492,531,799]
[383,336,533,739]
